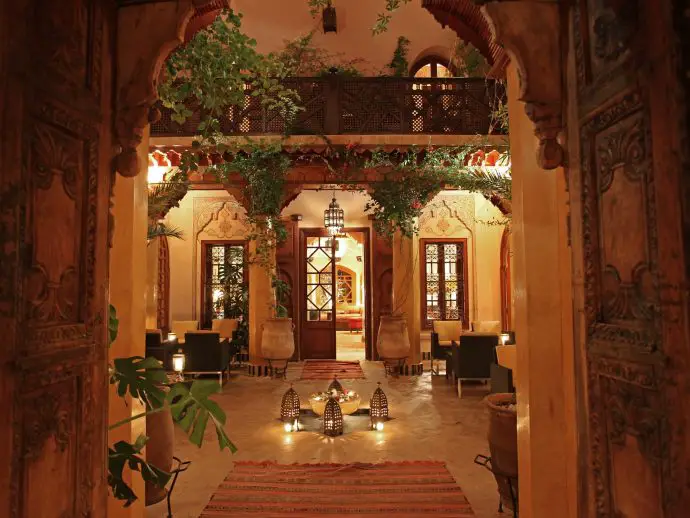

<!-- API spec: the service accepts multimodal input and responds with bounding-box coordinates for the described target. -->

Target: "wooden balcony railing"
[150,77,506,137]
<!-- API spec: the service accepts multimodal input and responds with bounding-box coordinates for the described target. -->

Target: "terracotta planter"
[485,393,518,512]
[376,314,410,359]
[145,405,174,506]
[261,317,295,360]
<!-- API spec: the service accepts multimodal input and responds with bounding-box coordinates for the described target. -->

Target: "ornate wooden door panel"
[0,0,114,516]
[574,0,690,515]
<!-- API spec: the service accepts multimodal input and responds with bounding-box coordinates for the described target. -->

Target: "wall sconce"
[172,349,186,374]
[322,5,337,33]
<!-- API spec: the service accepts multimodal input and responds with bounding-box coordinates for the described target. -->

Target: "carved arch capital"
[480,0,565,170]
[113,1,198,177]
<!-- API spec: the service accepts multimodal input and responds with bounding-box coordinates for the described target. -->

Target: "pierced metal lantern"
[324,196,344,236]
[281,385,301,424]
[327,376,344,394]
[323,395,344,436]
[370,382,389,430]
[322,5,337,33]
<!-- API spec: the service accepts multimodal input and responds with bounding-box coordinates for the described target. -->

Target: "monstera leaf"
[108,304,119,347]
[110,356,168,410]
[108,434,171,507]
[167,380,237,452]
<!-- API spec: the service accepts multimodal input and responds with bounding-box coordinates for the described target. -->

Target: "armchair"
[145,329,173,369]
[450,333,498,397]
[180,332,230,384]
[170,320,199,343]
[430,320,462,376]
[471,320,502,334]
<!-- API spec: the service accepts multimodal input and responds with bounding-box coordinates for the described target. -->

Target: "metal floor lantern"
[280,384,300,431]
[327,376,344,394]
[370,382,389,430]
[323,395,344,436]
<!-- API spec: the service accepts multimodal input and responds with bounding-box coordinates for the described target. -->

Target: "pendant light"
[324,191,344,236]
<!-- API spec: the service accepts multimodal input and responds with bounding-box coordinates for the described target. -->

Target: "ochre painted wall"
[231,0,459,74]
[163,189,505,330]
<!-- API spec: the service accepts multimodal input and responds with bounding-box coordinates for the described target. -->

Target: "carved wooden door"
[0,0,115,516]
[300,229,337,359]
[574,0,690,515]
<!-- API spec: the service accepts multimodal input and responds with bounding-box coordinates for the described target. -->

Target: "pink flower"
[411,200,422,210]
[346,142,357,150]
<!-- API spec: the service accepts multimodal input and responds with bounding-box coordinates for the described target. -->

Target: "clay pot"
[261,318,295,360]
[485,393,518,512]
[145,405,174,506]
[376,314,410,359]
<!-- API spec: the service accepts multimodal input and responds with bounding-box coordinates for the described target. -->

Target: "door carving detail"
[575,0,688,515]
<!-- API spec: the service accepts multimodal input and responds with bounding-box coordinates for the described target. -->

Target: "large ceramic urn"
[145,405,174,506]
[261,317,295,360]
[485,393,518,513]
[376,314,410,360]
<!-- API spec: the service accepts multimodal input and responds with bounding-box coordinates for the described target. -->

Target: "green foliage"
[107,306,235,507]
[159,9,301,126]
[110,356,168,410]
[451,40,490,78]
[387,36,410,77]
[108,304,119,347]
[168,380,236,452]
[147,170,189,241]
[108,435,171,507]
[272,276,292,318]
[278,32,367,77]
[306,0,411,35]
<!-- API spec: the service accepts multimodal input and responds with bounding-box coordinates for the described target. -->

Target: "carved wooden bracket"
[480,0,565,170]
[113,1,196,177]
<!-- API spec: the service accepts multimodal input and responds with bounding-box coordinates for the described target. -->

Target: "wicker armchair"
[450,333,498,397]
[430,320,462,376]
[180,332,230,384]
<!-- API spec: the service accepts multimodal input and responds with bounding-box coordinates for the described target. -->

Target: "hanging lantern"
[327,376,344,394]
[323,395,344,436]
[324,196,344,236]
[172,349,186,373]
[322,4,337,33]
[280,385,301,430]
[370,382,388,430]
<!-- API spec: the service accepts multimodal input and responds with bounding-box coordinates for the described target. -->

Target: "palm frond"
[147,222,184,242]
[453,167,512,200]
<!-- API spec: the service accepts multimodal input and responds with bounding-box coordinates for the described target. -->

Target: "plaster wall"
[164,189,504,329]
[231,0,460,75]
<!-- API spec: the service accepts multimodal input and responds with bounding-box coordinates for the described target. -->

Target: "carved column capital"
[481,0,565,170]
[114,1,196,177]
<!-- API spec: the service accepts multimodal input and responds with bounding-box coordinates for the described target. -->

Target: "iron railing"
[151,77,506,137]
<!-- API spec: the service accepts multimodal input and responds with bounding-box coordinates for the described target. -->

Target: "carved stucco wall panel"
[191,196,248,318]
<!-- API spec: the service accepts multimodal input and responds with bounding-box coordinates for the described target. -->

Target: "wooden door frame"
[298,227,372,360]
[499,227,512,331]
[419,238,470,330]
[199,239,247,329]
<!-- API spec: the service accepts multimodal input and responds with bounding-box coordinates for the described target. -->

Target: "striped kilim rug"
[199,461,475,517]
[299,360,365,380]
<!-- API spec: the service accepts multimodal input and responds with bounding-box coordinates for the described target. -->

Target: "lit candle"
[375,422,384,431]
[167,332,177,343]
[284,422,293,433]
[500,333,510,346]
[172,350,186,373]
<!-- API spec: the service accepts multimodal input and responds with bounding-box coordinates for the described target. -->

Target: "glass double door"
[301,229,337,359]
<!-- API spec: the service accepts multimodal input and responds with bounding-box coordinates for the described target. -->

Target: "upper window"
[411,57,455,79]
[421,240,468,328]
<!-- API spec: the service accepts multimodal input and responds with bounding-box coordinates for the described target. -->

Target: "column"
[507,61,577,518]
[248,226,276,367]
[108,128,149,517]
[392,229,422,369]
